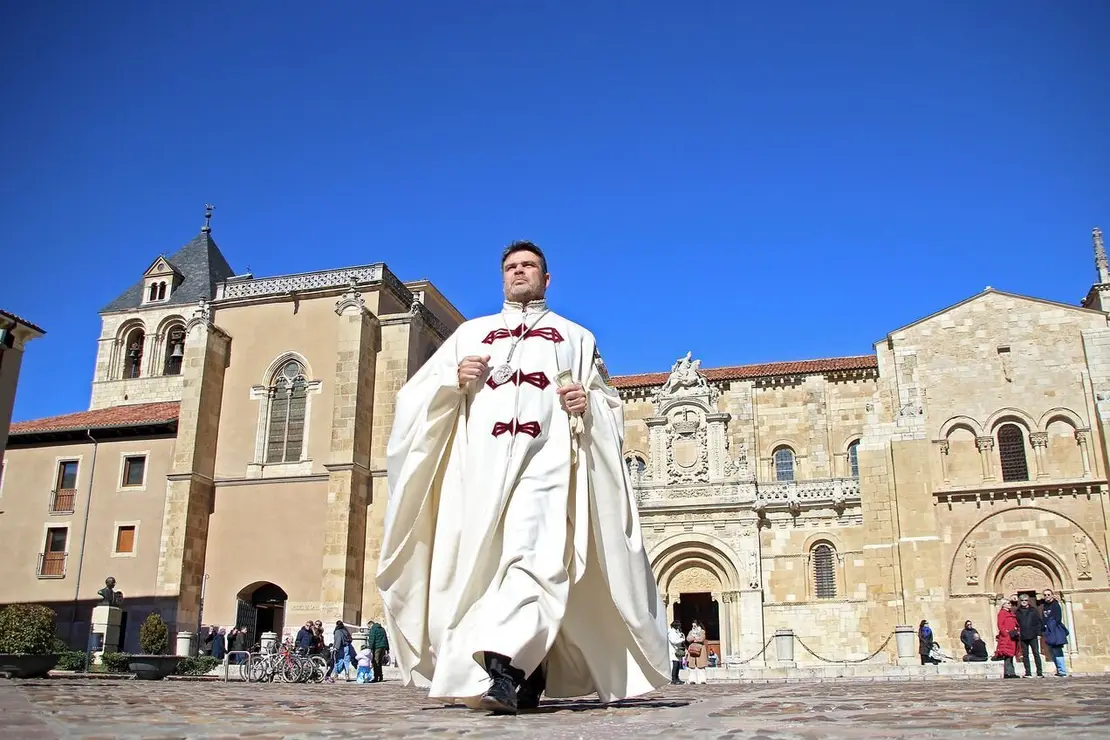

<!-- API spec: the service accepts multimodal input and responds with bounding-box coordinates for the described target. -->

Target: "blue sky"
[3,2,1108,422]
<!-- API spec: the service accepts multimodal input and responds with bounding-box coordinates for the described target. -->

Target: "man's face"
[1019,595,1030,608]
[502,249,549,303]
[1043,590,1054,602]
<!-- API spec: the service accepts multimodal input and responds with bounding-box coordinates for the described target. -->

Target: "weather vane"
[202,203,215,233]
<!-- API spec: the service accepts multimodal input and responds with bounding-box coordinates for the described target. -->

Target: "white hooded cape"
[376,302,669,703]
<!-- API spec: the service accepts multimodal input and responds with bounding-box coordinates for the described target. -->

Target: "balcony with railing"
[49,488,76,515]
[37,552,67,578]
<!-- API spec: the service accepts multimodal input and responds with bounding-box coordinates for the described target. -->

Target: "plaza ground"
[2,676,1109,739]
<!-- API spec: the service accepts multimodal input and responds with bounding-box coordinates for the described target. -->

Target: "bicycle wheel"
[310,656,328,683]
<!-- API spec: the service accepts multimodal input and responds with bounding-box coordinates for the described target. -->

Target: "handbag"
[687,642,703,658]
[1007,629,1019,641]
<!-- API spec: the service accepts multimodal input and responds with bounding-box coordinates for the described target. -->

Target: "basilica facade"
[2,221,1109,672]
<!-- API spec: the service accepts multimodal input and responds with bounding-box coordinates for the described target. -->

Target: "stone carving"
[665,419,709,485]
[653,352,719,405]
[334,277,366,315]
[186,298,213,332]
[976,436,995,452]
[97,576,123,607]
[221,264,384,300]
[754,478,861,515]
[965,542,978,585]
[1075,534,1092,580]
[747,549,761,589]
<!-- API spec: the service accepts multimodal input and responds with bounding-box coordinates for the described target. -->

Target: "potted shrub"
[127,613,183,680]
[0,603,61,678]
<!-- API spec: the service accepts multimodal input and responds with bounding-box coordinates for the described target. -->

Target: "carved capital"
[1029,432,1049,449]
[935,439,950,454]
[334,281,366,316]
[1075,428,1092,444]
[975,436,995,452]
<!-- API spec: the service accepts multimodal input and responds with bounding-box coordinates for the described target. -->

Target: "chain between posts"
[724,636,776,666]
[792,631,895,664]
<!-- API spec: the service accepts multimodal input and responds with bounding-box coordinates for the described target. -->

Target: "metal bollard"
[223,651,252,681]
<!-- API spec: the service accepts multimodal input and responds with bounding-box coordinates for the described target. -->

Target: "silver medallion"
[491,364,514,385]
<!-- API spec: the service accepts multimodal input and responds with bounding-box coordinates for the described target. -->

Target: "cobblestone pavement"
[2,676,1109,739]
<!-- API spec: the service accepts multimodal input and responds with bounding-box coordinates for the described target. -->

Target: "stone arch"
[650,532,743,595]
[948,506,1107,592]
[984,407,1037,434]
[1038,407,1085,431]
[261,350,315,385]
[987,545,1067,594]
[939,414,983,439]
[234,581,289,646]
[154,314,188,338]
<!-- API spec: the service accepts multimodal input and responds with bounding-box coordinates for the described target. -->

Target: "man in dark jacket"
[1015,594,1044,677]
[295,621,314,655]
[366,620,390,683]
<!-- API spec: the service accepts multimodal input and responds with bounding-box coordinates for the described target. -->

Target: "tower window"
[812,543,837,599]
[774,446,795,482]
[848,441,859,478]
[265,360,308,464]
[148,283,158,302]
[164,328,185,376]
[124,328,145,379]
[998,424,1029,482]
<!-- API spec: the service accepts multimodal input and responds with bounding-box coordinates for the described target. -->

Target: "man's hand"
[557,382,587,415]
[457,355,491,386]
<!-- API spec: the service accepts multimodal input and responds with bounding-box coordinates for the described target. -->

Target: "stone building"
[1,218,1109,672]
[0,216,462,651]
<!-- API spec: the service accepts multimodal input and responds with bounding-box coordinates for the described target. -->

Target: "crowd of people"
[290,619,391,683]
[917,589,1071,677]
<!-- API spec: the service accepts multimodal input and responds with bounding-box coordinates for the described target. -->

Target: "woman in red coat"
[995,598,1020,679]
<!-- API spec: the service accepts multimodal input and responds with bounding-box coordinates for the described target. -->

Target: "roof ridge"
[609,353,878,389]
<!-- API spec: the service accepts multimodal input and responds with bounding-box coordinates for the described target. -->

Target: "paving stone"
[1,676,1107,739]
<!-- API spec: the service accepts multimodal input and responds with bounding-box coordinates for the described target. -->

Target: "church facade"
[2,221,1109,672]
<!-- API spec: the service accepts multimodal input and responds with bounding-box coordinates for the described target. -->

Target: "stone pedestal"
[260,631,277,652]
[894,625,917,665]
[90,605,122,664]
[774,629,795,667]
[176,631,194,657]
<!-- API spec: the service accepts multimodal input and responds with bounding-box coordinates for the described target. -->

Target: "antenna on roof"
[202,203,215,233]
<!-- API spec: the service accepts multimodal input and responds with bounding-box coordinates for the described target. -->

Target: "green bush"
[0,603,58,655]
[99,652,132,673]
[175,655,220,675]
[138,612,169,655]
[55,650,88,671]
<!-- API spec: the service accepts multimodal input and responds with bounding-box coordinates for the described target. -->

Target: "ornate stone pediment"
[652,351,719,410]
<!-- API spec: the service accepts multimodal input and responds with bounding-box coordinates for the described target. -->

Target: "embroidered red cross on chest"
[481,325,564,345]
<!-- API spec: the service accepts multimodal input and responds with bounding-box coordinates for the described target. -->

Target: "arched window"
[625,454,646,482]
[774,446,795,482]
[163,326,186,376]
[265,360,308,464]
[148,283,158,302]
[847,441,859,478]
[812,543,837,599]
[998,424,1029,482]
[157,282,167,300]
[123,328,145,378]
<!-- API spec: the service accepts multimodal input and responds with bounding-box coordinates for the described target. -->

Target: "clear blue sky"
[3,2,1108,422]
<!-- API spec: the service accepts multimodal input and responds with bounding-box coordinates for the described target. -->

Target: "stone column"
[1075,429,1093,477]
[1029,432,1049,479]
[645,417,668,483]
[935,440,950,484]
[321,287,380,623]
[706,412,732,480]
[717,592,732,658]
[976,436,996,481]
[155,304,230,632]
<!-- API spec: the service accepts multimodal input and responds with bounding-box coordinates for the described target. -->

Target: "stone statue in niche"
[964,542,978,585]
[1075,534,1092,580]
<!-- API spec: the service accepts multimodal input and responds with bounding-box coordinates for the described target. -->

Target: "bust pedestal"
[90,605,122,664]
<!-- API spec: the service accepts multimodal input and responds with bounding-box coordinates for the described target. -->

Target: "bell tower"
[89,207,236,409]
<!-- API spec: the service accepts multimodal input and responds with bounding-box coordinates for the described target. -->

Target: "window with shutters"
[812,543,837,599]
[998,424,1029,482]
[847,441,860,478]
[265,360,308,464]
[114,525,136,555]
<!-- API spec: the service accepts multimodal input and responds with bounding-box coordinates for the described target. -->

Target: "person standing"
[366,619,390,683]
[1015,594,1044,677]
[1041,589,1069,677]
[918,620,939,665]
[685,620,708,684]
[996,598,1020,679]
[667,620,685,685]
[377,240,669,714]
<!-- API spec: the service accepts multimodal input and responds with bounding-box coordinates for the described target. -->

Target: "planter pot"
[128,655,184,680]
[0,654,60,678]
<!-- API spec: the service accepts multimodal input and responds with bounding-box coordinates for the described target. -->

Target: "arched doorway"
[668,566,722,660]
[993,553,1064,666]
[235,582,288,648]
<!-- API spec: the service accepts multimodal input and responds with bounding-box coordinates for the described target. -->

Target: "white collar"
[502,298,548,314]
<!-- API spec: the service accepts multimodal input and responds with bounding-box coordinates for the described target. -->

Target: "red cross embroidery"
[481,325,565,345]
[491,420,542,438]
[485,370,551,390]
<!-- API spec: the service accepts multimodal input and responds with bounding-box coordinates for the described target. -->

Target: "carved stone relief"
[1075,534,1092,581]
[964,541,978,585]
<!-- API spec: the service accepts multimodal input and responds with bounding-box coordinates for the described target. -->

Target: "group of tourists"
[917,589,1070,677]
[293,619,390,684]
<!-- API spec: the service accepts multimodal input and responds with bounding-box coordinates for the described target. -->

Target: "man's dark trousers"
[1020,638,1043,676]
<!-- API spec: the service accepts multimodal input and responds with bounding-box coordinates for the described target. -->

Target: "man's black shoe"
[517,665,546,711]
[479,652,524,715]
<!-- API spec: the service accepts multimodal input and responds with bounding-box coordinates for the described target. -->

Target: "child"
[355,646,374,684]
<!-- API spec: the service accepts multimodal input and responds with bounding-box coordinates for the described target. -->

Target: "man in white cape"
[377,240,669,714]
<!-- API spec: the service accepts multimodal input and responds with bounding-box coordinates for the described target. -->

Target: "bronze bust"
[97,576,123,607]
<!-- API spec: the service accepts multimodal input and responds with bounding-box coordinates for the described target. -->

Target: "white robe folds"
[376,300,669,703]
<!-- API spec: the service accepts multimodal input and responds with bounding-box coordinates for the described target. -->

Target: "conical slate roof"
[101,230,236,313]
